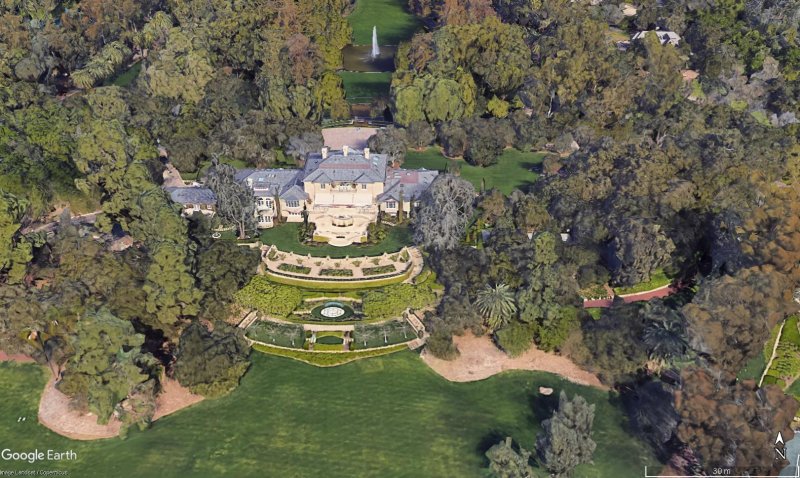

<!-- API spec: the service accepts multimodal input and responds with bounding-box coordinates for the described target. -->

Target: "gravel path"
[421,333,606,389]
[38,375,203,441]
[0,350,35,363]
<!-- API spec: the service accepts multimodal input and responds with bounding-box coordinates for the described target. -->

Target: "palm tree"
[643,316,688,362]
[475,283,517,331]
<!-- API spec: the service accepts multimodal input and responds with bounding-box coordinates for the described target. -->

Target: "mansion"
[169,147,438,246]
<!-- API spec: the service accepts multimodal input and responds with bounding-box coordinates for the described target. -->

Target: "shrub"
[494,322,536,357]
[251,343,407,366]
[426,332,459,360]
[362,284,437,319]
[319,269,354,277]
[278,263,312,274]
[363,265,396,276]
[235,276,302,317]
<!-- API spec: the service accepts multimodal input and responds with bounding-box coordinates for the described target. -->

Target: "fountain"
[371,26,380,59]
[341,25,396,73]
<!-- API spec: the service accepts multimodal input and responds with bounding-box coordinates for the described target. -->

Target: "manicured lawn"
[404,148,545,194]
[0,353,656,477]
[737,353,767,381]
[246,321,305,348]
[338,71,392,103]
[613,269,673,296]
[347,0,422,45]
[260,222,412,258]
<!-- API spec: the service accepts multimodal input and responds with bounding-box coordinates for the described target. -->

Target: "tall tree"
[536,392,597,478]
[173,321,251,398]
[205,162,257,239]
[475,283,517,331]
[485,437,533,478]
[0,191,32,284]
[58,310,158,425]
[675,367,798,474]
[412,174,475,250]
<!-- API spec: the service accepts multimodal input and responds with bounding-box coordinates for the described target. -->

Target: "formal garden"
[236,269,439,362]
[0,354,657,477]
[757,315,800,407]
[259,223,412,258]
[263,245,418,282]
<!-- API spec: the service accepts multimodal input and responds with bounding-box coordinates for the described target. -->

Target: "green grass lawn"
[181,157,252,181]
[737,353,767,381]
[612,269,673,296]
[338,71,392,103]
[404,148,545,194]
[260,222,412,258]
[0,353,656,477]
[348,0,422,45]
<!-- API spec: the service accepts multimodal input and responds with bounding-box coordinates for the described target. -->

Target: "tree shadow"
[529,390,560,425]
[476,429,508,457]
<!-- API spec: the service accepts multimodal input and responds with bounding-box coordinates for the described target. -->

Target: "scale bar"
[644,455,800,478]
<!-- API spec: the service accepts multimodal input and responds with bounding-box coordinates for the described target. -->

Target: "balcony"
[256,202,274,213]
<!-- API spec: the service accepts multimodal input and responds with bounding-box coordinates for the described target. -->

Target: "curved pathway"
[421,333,606,389]
[583,283,681,308]
[38,375,203,441]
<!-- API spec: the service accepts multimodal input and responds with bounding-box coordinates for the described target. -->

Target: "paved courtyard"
[322,127,378,150]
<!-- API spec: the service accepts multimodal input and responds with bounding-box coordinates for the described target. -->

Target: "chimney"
[321,147,328,159]
[343,145,349,156]
[364,148,370,159]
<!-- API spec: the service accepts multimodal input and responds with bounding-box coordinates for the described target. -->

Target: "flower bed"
[362,265,396,276]
[278,263,312,275]
[319,268,354,277]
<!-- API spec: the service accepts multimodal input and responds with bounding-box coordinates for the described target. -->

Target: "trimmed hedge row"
[265,270,409,290]
[278,263,312,274]
[251,342,407,366]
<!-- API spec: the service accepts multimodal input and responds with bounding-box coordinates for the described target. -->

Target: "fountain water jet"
[371,26,380,59]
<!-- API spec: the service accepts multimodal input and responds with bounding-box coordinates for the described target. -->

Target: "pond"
[342,45,397,73]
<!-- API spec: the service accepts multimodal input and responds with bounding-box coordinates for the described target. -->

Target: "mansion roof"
[303,149,388,184]
[231,148,437,203]
[236,168,305,199]
[378,169,439,202]
[166,186,216,205]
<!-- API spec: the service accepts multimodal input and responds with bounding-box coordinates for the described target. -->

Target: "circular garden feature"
[311,302,355,321]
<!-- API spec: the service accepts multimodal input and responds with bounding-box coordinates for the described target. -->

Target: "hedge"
[278,263,312,274]
[251,343,407,366]
[361,283,437,319]
[363,265,396,276]
[265,270,409,290]
[319,268,354,277]
[235,276,303,317]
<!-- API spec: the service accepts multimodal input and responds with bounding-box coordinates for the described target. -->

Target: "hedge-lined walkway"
[261,245,423,282]
[583,283,681,308]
